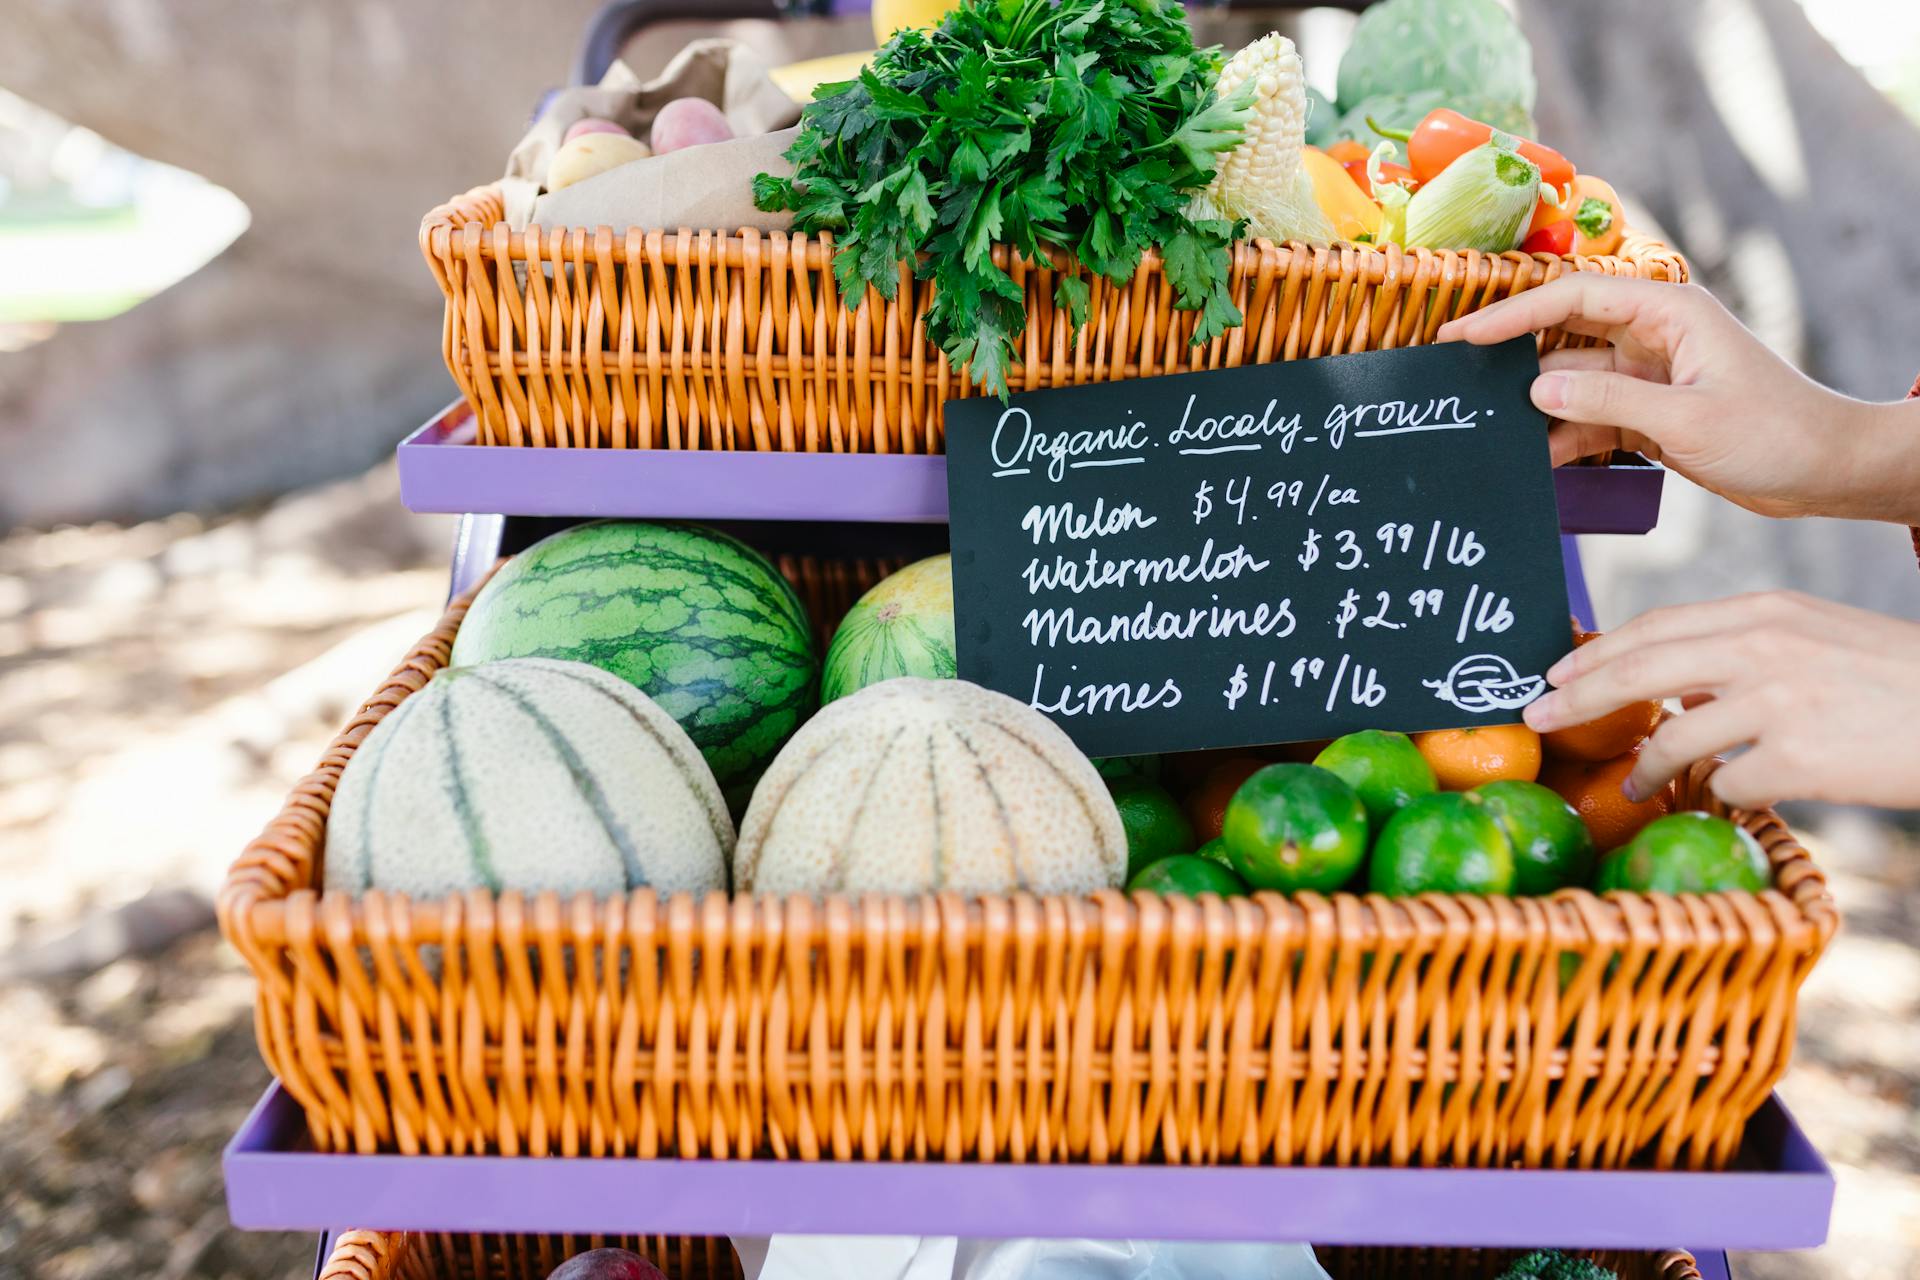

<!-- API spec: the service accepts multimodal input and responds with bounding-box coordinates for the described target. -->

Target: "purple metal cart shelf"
[397,402,1665,534]
[231,1085,1829,1251]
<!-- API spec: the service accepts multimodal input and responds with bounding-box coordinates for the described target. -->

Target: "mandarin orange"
[1185,755,1269,843]
[1542,629,1663,762]
[1540,748,1676,852]
[1412,724,1543,789]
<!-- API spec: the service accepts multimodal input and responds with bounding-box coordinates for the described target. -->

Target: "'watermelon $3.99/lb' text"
[451,521,819,812]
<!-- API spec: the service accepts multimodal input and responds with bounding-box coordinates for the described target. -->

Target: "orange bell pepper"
[1347,155,1416,195]
[1373,108,1575,191]
[1569,175,1625,255]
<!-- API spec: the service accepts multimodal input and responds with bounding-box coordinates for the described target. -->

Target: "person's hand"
[1521,591,1920,809]
[1437,275,1919,524]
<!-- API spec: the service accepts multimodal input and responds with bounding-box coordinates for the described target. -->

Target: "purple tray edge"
[396,405,1663,534]
[232,1085,1829,1250]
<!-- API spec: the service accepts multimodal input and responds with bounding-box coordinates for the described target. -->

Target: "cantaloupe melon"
[735,678,1126,895]
[324,658,732,899]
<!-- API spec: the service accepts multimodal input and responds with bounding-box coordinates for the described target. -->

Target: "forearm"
[1829,397,1920,525]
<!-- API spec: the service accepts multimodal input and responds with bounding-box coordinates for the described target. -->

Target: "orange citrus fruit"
[1164,747,1261,793]
[1184,756,1268,843]
[1544,699,1663,763]
[1540,748,1676,852]
[1412,724,1542,790]
[1542,631,1663,762]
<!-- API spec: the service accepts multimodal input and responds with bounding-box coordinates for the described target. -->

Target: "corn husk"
[1402,134,1540,253]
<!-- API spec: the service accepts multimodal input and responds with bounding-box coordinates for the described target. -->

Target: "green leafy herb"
[1495,1250,1619,1280]
[754,0,1251,397]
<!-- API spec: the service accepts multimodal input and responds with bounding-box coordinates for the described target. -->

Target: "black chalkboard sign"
[943,336,1571,759]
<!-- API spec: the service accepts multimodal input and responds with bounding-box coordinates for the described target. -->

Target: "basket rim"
[417,181,1689,282]
[217,572,1836,962]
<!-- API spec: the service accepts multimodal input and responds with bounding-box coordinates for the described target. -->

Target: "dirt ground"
[0,466,1915,1279]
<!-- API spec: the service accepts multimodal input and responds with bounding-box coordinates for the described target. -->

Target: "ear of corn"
[1189,34,1333,244]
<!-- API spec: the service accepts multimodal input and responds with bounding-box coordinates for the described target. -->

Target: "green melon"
[450,521,818,809]
[820,554,956,703]
[324,658,732,899]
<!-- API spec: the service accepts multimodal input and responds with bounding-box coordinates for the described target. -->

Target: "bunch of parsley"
[753,0,1254,397]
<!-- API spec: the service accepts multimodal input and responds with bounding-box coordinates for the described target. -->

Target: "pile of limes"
[1112,728,1769,900]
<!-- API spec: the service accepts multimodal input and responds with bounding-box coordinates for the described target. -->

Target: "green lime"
[1474,779,1595,895]
[1313,730,1437,831]
[1128,854,1247,897]
[1195,836,1233,869]
[1370,791,1516,897]
[1094,754,1163,782]
[1221,764,1369,893]
[1108,776,1197,879]
[1595,812,1769,893]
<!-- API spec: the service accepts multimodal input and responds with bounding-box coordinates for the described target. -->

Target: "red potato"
[563,117,631,144]
[650,96,735,154]
[547,1248,665,1280]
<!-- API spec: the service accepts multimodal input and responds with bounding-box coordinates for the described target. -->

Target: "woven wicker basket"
[418,187,1686,452]
[316,1231,1704,1280]
[317,1231,740,1280]
[220,551,1832,1169]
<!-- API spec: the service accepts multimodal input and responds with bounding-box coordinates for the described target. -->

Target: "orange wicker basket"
[220,551,1831,1170]
[316,1231,1705,1280]
[417,187,1686,452]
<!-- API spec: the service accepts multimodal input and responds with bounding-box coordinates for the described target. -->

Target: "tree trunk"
[0,0,600,526]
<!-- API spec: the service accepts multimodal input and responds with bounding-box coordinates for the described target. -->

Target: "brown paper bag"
[502,39,803,233]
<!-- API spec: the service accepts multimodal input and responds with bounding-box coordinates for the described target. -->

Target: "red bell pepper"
[1520,219,1576,256]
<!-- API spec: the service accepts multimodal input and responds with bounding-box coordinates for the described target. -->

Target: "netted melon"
[735,678,1126,895]
[324,657,732,899]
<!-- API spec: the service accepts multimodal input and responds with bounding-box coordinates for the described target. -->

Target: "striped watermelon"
[820,554,956,703]
[324,658,732,899]
[450,521,818,809]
